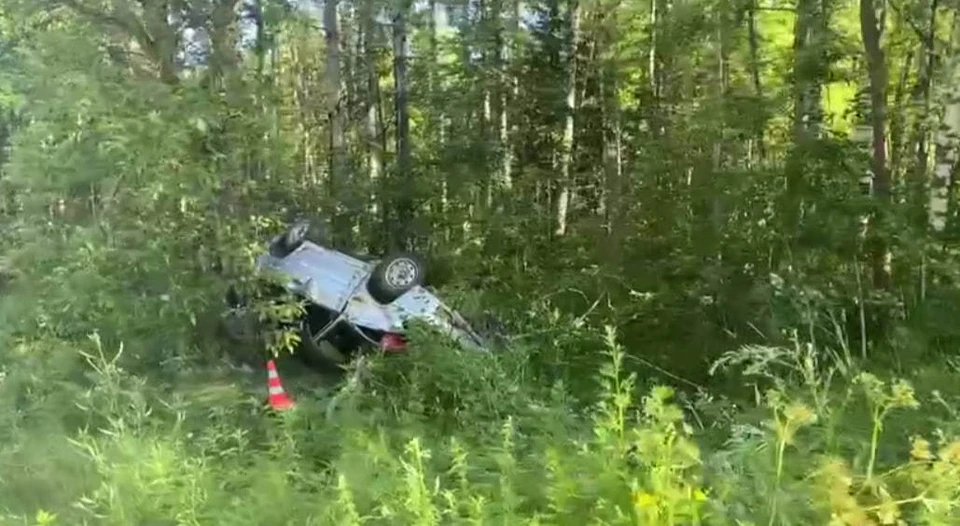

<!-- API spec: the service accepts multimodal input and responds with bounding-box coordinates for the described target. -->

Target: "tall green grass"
[2,315,959,526]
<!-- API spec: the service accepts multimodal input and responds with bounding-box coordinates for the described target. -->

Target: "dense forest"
[1,0,960,523]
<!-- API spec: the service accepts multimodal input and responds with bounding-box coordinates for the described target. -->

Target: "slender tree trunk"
[392,0,414,250]
[793,0,825,138]
[932,13,960,234]
[556,0,580,236]
[482,65,493,209]
[648,0,667,137]
[506,0,519,195]
[343,3,358,133]
[781,0,827,255]
[600,5,624,269]
[496,0,514,200]
[209,0,242,89]
[708,10,729,245]
[252,0,266,80]
[789,0,824,179]
[478,0,494,211]
[888,51,913,182]
[426,0,449,223]
[427,0,438,100]
[362,0,384,198]
[909,0,938,232]
[324,0,350,246]
[249,0,268,180]
[0,112,9,171]
[859,0,891,288]
[747,0,766,163]
[714,15,728,171]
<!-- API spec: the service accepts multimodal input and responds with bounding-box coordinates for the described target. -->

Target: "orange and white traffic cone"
[266,359,295,411]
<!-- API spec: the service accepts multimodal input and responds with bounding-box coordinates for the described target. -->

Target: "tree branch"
[59,0,155,50]
[58,0,181,84]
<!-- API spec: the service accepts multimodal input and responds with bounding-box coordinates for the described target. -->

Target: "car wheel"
[367,252,426,303]
[283,219,311,249]
[270,219,318,258]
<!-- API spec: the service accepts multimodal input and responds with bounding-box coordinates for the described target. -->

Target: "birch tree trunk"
[648,0,664,137]
[480,0,494,210]
[504,0,517,190]
[931,15,960,234]
[556,0,580,236]
[497,0,514,199]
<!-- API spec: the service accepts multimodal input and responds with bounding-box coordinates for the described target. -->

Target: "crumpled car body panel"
[257,241,373,314]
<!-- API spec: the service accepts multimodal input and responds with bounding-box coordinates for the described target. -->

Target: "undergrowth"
[2,308,960,526]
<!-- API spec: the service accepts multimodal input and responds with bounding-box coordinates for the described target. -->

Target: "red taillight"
[380,332,407,352]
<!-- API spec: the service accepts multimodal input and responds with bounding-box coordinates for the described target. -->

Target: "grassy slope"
[1,283,960,526]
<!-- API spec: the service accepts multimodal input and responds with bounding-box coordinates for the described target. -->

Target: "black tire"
[367,252,427,303]
[283,219,311,250]
[269,219,319,258]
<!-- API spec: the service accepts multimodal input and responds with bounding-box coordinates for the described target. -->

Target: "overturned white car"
[222,220,489,370]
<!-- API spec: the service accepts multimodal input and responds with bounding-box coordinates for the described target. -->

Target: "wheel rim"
[384,258,419,289]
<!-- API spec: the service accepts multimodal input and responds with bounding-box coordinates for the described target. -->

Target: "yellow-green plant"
[594,328,709,525]
[904,433,960,524]
[854,373,920,484]
[628,385,709,526]
[763,389,818,525]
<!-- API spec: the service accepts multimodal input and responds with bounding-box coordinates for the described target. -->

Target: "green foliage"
[4,315,960,525]
[0,0,959,524]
